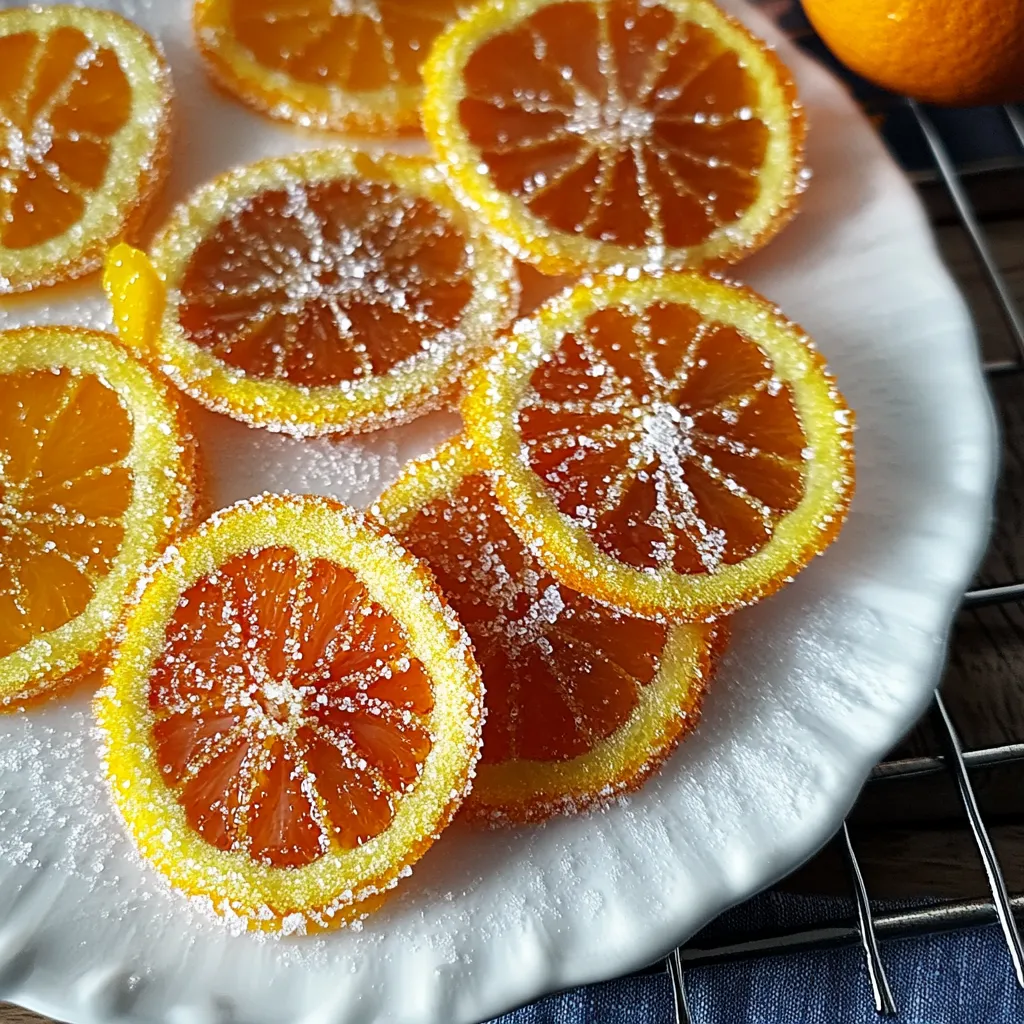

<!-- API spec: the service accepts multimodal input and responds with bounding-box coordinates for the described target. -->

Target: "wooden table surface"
[3,182,1023,1024]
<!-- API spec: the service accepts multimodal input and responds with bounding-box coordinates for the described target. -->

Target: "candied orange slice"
[423,0,804,274]
[376,437,721,823]
[0,6,172,293]
[96,493,483,931]
[463,273,854,621]
[194,0,464,135]
[104,149,516,438]
[0,327,199,708]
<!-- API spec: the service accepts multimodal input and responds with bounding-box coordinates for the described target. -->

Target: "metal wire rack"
[653,100,1024,1024]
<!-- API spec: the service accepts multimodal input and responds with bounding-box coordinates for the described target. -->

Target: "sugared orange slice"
[0,6,172,293]
[463,273,854,621]
[104,149,516,438]
[194,0,464,135]
[96,493,483,931]
[376,438,721,823]
[424,0,804,274]
[0,327,199,708]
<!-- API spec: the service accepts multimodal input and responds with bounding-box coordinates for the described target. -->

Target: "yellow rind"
[462,272,855,622]
[96,493,484,931]
[110,148,517,438]
[0,6,173,293]
[104,242,165,356]
[0,327,199,707]
[376,437,721,824]
[422,0,804,275]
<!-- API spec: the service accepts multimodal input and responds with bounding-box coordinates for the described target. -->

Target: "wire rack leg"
[1005,106,1024,151]
[842,822,897,1015]
[908,99,1024,358]
[667,947,693,1024]
[933,693,1024,986]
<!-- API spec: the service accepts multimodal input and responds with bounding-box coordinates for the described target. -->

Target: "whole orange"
[801,0,1024,106]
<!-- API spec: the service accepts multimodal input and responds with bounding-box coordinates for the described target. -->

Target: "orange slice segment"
[104,148,517,438]
[423,0,804,274]
[194,0,465,135]
[96,493,483,931]
[376,438,721,823]
[463,272,854,621]
[0,6,172,293]
[0,327,199,708]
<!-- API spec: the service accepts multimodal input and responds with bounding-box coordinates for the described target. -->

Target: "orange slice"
[96,493,483,931]
[103,148,516,438]
[463,272,854,621]
[0,6,172,293]
[376,437,722,823]
[0,327,199,708]
[423,0,804,274]
[194,0,464,135]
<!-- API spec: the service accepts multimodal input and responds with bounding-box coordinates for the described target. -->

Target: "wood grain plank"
[0,1008,51,1024]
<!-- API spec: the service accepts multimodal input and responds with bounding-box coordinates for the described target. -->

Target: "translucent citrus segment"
[104,149,517,438]
[96,493,483,931]
[376,437,721,823]
[516,260,575,318]
[194,0,465,135]
[463,272,854,621]
[423,0,804,275]
[0,5,172,293]
[0,327,200,708]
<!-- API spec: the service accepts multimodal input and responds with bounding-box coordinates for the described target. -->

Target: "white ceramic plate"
[0,1,997,1022]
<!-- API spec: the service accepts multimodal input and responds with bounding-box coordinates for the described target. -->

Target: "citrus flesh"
[97,494,483,930]
[194,0,464,134]
[463,272,854,621]
[424,0,803,274]
[0,327,199,707]
[0,5,172,292]
[104,149,516,437]
[377,437,720,823]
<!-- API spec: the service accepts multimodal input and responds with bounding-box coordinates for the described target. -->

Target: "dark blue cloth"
[492,892,1024,1022]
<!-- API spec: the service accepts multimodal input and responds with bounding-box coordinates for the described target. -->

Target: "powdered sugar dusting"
[175,175,473,386]
[516,298,815,577]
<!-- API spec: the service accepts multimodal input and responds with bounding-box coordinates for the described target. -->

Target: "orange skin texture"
[802,0,1024,106]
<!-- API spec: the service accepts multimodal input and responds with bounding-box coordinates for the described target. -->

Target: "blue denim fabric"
[491,893,1024,1023]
